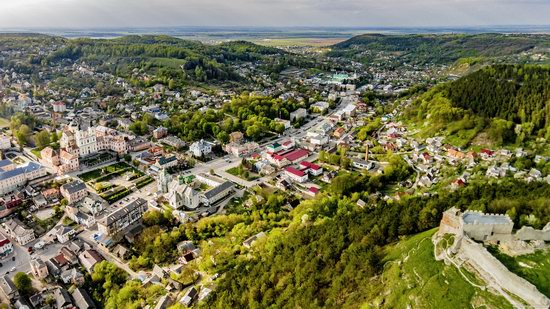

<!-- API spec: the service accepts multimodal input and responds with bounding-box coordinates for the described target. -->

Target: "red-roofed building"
[0,234,13,258]
[281,140,295,150]
[299,161,323,176]
[267,153,290,168]
[285,167,308,183]
[282,149,309,163]
[308,187,319,196]
[480,148,495,159]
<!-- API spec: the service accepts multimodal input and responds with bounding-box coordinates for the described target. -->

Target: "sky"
[0,0,548,29]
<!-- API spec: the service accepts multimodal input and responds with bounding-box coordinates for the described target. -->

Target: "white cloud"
[0,0,548,28]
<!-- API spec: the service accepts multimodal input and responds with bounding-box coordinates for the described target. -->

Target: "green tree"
[15,125,31,148]
[14,272,32,296]
[34,130,51,149]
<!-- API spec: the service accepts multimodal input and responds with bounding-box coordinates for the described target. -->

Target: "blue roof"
[0,162,44,181]
[0,159,12,169]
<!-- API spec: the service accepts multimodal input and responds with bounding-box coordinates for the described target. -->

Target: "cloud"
[0,0,548,28]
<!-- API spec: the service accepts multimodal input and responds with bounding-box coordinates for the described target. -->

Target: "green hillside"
[328,33,550,65]
[365,229,512,308]
[404,64,550,147]
[44,35,284,82]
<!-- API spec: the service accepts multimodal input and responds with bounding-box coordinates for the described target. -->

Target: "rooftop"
[61,180,87,194]
[462,212,513,225]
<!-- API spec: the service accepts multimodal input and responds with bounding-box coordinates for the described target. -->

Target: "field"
[363,228,512,308]
[489,246,550,297]
[251,37,345,47]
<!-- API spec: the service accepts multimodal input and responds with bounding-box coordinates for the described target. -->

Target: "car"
[11,257,15,261]
[27,247,33,253]
[9,267,15,272]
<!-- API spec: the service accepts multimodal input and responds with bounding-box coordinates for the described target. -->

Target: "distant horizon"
[1,25,550,40]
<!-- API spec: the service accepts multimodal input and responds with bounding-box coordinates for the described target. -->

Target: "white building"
[285,167,308,183]
[52,101,67,113]
[190,139,214,157]
[311,101,330,113]
[290,108,307,121]
[0,136,10,150]
[75,128,99,157]
[167,180,200,210]
[0,161,47,196]
[3,219,35,245]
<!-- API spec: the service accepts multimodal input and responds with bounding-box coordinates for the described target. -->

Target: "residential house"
[30,258,49,280]
[153,127,168,139]
[243,232,267,248]
[56,226,76,244]
[79,196,104,216]
[61,268,85,286]
[0,234,13,258]
[352,158,374,170]
[0,275,18,301]
[54,288,74,309]
[60,180,88,204]
[78,249,105,273]
[3,218,35,245]
[72,288,96,309]
[180,287,198,307]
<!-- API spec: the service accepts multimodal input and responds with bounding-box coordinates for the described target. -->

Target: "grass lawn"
[489,246,550,297]
[226,166,259,181]
[31,148,42,159]
[367,228,513,308]
[78,162,134,183]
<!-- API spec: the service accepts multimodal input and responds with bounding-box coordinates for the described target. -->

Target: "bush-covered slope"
[405,64,550,146]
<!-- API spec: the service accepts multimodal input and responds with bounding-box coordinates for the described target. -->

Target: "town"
[0,32,548,309]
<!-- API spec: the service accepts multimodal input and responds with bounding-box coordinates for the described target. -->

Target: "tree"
[129,121,148,136]
[34,130,51,149]
[15,125,31,149]
[14,272,32,295]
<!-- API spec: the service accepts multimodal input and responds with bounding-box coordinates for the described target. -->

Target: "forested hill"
[45,35,286,82]
[438,65,550,127]
[406,64,550,146]
[328,33,550,64]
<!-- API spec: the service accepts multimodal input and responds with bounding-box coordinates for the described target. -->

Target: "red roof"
[0,237,10,247]
[285,167,306,177]
[481,148,494,156]
[300,161,321,170]
[282,149,309,162]
[309,187,319,193]
[282,141,293,146]
[272,154,285,161]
